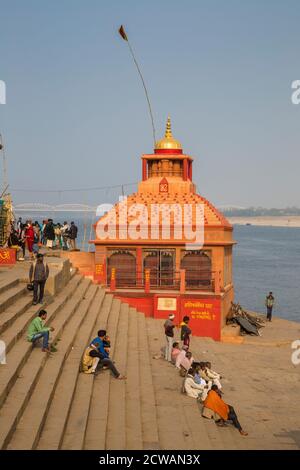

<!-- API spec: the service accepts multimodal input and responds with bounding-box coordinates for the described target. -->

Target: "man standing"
[27,310,54,353]
[29,253,49,305]
[69,221,78,251]
[44,219,55,248]
[265,292,275,322]
[164,313,176,362]
[61,221,70,250]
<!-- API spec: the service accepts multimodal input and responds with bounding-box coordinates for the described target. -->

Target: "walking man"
[27,310,54,353]
[265,292,275,321]
[29,253,49,305]
[164,313,176,362]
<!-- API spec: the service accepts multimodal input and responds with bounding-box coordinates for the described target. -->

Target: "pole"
[118,25,156,146]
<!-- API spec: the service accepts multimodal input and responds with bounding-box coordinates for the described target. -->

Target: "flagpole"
[118,26,156,146]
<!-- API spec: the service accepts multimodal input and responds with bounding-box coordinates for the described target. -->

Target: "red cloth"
[25,226,34,253]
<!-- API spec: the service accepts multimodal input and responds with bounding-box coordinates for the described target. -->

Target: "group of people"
[7,218,78,259]
[163,313,248,436]
[26,311,126,380]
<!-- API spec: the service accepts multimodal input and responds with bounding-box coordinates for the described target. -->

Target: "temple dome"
[155,116,182,151]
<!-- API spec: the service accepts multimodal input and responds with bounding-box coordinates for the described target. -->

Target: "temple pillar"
[188,161,192,180]
[183,158,188,181]
[142,159,147,181]
[162,159,169,176]
[136,247,142,286]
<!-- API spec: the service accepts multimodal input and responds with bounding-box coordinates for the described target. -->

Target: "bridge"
[13,203,97,212]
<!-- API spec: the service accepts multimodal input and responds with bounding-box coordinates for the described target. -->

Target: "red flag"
[118,25,128,41]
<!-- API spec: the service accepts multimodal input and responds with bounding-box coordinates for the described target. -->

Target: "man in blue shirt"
[89,330,126,379]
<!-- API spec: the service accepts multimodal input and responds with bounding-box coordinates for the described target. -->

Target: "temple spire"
[165,116,172,138]
[155,116,182,151]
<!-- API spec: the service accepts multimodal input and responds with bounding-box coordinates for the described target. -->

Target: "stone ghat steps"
[0,282,28,314]
[0,276,91,449]
[1,270,297,450]
[36,297,161,450]
[0,272,81,410]
[6,282,99,450]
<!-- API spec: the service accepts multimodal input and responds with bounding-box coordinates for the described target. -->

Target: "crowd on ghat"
[162,314,248,436]
[7,217,78,259]
[26,308,247,432]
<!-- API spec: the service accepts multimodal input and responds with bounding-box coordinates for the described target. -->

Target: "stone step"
[3,279,94,450]
[137,313,160,450]
[0,273,81,357]
[61,294,115,450]
[0,275,83,412]
[0,277,18,296]
[0,293,33,335]
[181,399,213,450]
[36,287,106,450]
[125,308,143,450]
[104,302,129,450]
[185,336,239,449]
[145,317,201,450]
[0,283,27,314]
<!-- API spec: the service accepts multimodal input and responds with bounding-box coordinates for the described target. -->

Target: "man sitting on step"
[82,329,126,380]
[27,309,54,353]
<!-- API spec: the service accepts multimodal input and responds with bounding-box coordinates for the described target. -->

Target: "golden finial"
[165,116,172,138]
[155,116,182,151]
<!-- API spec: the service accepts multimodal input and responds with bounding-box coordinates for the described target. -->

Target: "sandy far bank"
[228,215,300,227]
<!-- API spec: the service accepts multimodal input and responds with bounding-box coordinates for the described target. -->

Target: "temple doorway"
[180,250,212,288]
[143,249,175,287]
[107,250,136,287]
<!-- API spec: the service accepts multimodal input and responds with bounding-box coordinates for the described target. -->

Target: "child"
[180,316,192,348]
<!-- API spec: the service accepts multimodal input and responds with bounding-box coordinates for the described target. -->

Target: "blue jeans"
[31,331,49,349]
[267,306,273,321]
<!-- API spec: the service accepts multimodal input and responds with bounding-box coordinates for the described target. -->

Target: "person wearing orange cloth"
[202,385,248,436]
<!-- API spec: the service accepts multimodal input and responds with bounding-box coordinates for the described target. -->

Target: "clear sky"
[1,0,300,207]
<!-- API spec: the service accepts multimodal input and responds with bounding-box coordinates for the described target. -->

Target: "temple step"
[4,279,94,450]
[36,287,106,450]
[0,283,27,314]
[0,276,89,449]
[61,294,117,450]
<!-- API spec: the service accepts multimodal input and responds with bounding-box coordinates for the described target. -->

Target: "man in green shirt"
[265,292,275,322]
[27,310,54,352]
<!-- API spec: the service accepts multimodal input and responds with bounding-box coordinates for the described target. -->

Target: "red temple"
[90,118,235,340]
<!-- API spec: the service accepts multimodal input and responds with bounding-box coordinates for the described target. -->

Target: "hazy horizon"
[1,1,300,208]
